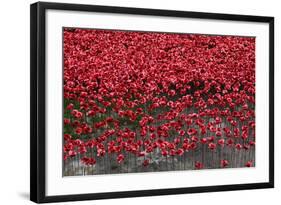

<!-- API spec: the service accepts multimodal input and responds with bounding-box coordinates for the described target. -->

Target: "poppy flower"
[200,138,207,144]
[63,155,68,161]
[117,154,125,164]
[208,143,216,150]
[169,149,176,156]
[191,136,199,142]
[75,127,83,135]
[179,130,185,136]
[249,141,256,146]
[66,103,74,110]
[226,139,234,146]
[146,146,153,153]
[78,146,87,154]
[218,139,225,146]
[189,142,197,150]
[81,157,96,166]
[207,136,215,142]
[64,118,71,125]
[64,134,72,141]
[245,161,253,167]
[88,158,97,166]
[176,148,184,156]
[161,149,168,156]
[68,150,77,158]
[138,151,146,157]
[187,128,197,136]
[235,143,242,150]
[221,159,229,168]
[216,131,222,137]
[97,148,105,157]
[74,139,83,146]
[195,161,203,169]
[143,159,150,166]
[243,144,250,150]
[182,143,189,150]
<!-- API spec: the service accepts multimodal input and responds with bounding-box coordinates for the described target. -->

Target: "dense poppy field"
[63,28,255,176]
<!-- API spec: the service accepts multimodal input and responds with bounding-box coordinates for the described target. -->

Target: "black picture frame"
[30,2,274,203]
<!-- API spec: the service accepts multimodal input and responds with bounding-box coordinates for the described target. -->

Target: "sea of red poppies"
[63,28,255,176]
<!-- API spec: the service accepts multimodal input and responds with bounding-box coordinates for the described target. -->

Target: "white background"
[0,0,279,204]
[46,9,269,196]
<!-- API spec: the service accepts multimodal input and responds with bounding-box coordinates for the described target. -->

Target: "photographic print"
[63,28,256,176]
[31,2,274,202]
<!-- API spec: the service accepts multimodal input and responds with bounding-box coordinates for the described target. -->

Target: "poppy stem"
[166,155,168,171]
[184,152,186,170]
[127,153,130,173]
[91,148,94,174]
[77,153,80,175]
[72,159,75,175]
[172,156,175,170]
[192,150,195,169]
